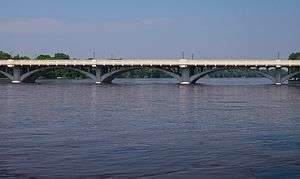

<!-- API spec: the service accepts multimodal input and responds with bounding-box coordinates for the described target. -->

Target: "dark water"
[0,79,300,179]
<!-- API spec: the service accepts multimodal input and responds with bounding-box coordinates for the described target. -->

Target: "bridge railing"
[1,59,300,67]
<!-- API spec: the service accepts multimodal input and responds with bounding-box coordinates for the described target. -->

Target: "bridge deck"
[0,59,300,67]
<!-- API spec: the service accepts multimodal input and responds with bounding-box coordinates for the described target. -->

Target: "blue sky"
[0,0,299,58]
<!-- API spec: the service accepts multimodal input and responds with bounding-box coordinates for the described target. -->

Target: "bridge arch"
[101,67,181,83]
[190,67,277,84]
[20,67,96,82]
[0,70,13,81]
[281,71,300,83]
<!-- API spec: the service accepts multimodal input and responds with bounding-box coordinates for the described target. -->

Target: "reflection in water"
[0,78,300,178]
[179,85,190,114]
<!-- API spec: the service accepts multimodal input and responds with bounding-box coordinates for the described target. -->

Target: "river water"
[0,78,300,179]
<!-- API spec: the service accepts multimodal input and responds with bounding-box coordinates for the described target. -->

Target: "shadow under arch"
[0,70,13,81]
[190,67,277,84]
[101,67,181,83]
[20,67,96,82]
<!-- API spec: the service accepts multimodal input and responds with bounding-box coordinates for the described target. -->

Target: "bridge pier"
[275,67,282,85]
[12,67,21,84]
[180,66,191,85]
[95,66,102,84]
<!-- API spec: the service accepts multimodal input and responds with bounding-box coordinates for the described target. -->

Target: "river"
[0,78,300,178]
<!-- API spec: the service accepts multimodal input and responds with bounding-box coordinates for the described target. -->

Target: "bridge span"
[1,59,300,85]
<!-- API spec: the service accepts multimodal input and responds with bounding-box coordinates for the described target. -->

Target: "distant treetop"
[36,53,70,60]
[0,51,12,59]
[289,52,300,60]
[53,53,70,59]
[13,55,30,60]
[0,50,31,60]
[36,55,52,60]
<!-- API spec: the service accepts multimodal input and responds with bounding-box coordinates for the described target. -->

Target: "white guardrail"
[0,59,300,67]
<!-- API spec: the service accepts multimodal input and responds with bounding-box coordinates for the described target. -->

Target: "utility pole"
[192,53,194,60]
[93,51,96,59]
[182,51,185,59]
[277,51,280,60]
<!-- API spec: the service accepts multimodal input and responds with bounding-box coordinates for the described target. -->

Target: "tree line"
[1,50,300,61]
[0,51,70,60]
[0,51,30,60]
[289,52,300,60]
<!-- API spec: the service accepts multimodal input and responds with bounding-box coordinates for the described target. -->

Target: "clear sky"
[0,0,299,58]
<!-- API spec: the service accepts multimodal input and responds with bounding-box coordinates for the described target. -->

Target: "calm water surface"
[0,79,300,179]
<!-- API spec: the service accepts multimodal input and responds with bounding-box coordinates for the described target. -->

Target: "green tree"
[53,53,70,59]
[13,55,30,60]
[0,51,12,59]
[289,52,300,60]
[36,54,52,60]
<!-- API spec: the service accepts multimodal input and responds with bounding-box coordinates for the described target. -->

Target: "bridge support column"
[95,67,102,84]
[275,67,282,85]
[180,66,191,85]
[12,67,21,84]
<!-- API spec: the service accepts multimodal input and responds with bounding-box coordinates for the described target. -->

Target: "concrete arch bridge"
[0,59,300,85]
